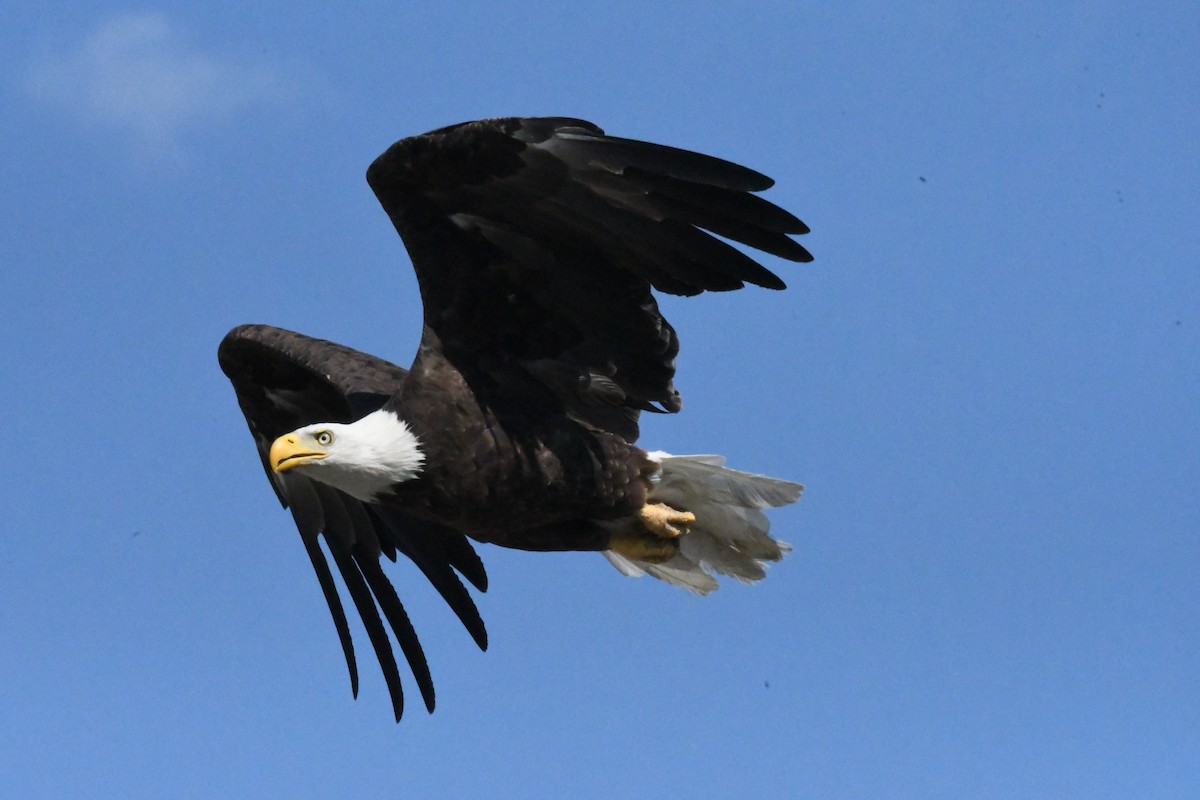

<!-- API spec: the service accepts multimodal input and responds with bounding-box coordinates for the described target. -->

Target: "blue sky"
[2,3,1197,798]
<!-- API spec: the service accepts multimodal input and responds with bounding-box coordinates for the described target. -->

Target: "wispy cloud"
[25,12,292,158]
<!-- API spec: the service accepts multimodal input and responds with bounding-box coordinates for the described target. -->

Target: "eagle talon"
[638,502,696,539]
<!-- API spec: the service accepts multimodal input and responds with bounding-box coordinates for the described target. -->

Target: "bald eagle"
[218,117,811,721]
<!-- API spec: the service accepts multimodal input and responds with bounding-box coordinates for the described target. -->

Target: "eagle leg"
[607,530,681,564]
[603,504,694,563]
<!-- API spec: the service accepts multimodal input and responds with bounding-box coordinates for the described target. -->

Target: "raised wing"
[217,324,487,721]
[366,117,811,441]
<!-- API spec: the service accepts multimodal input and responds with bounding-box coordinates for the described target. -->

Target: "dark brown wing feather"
[217,324,487,721]
[365,117,810,441]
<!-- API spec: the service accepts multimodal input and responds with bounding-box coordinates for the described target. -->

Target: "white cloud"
[26,12,290,157]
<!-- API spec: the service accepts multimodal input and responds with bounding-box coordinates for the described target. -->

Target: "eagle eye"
[315,430,334,446]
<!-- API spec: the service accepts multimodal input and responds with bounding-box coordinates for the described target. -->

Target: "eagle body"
[383,333,654,549]
[219,116,812,720]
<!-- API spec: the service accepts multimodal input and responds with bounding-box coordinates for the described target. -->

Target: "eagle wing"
[217,324,488,721]
[366,117,811,441]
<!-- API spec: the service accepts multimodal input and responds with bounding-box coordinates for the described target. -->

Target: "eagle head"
[268,409,424,501]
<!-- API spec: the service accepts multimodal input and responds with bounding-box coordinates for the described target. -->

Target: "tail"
[603,452,803,595]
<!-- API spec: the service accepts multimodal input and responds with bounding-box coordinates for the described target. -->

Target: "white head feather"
[287,408,424,502]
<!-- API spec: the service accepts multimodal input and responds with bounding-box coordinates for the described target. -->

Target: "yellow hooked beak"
[269,433,329,473]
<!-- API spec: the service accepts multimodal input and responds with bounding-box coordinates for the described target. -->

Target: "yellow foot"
[608,531,680,564]
[638,502,696,539]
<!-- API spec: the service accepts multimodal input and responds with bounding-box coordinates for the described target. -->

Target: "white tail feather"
[604,452,802,595]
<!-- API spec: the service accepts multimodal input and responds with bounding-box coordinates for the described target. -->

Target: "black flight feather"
[219,325,489,719]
